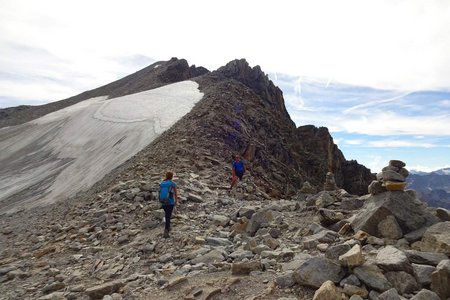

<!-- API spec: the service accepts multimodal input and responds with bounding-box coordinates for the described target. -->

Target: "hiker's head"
[165,171,173,180]
[234,154,240,161]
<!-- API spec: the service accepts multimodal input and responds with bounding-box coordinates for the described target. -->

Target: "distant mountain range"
[407,167,450,209]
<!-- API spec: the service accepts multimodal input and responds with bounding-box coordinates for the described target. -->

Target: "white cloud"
[345,139,365,145]
[365,155,384,173]
[367,140,437,148]
[343,92,413,114]
[440,100,450,107]
[340,112,450,136]
[409,164,450,173]
[0,0,450,97]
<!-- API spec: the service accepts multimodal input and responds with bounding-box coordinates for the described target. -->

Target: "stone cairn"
[368,159,409,195]
[323,172,337,191]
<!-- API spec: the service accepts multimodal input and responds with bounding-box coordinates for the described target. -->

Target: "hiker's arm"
[174,187,178,206]
[232,167,236,177]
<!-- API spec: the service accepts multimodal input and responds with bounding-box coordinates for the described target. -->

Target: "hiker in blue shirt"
[159,171,178,238]
[230,154,246,192]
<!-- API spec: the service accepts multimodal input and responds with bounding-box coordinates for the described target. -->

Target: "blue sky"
[1,0,449,172]
[270,74,450,172]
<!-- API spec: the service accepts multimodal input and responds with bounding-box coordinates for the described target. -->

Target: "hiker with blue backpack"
[159,171,178,238]
[230,154,246,192]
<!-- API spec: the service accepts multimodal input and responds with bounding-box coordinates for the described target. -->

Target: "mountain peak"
[215,59,290,118]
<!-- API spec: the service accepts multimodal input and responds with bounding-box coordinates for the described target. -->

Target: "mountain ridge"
[0,57,374,214]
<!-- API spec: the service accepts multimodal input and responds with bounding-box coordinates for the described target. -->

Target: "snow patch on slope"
[0,80,203,213]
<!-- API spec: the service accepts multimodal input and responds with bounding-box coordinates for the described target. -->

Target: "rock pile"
[369,160,410,195]
[323,172,337,191]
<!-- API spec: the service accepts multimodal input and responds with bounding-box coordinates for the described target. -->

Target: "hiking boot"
[163,229,170,238]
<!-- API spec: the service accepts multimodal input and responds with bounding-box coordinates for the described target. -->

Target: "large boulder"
[404,250,448,266]
[353,263,392,292]
[421,221,450,254]
[246,209,273,236]
[293,257,346,288]
[431,259,450,299]
[351,191,438,237]
[385,271,419,295]
[376,246,412,273]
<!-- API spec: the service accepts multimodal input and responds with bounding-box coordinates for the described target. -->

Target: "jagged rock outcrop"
[202,60,374,197]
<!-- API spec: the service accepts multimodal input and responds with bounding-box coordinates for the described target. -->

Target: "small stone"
[34,245,56,258]
[389,160,406,168]
[300,181,316,194]
[313,280,341,300]
[382,170,405,182]
[317,244,328,252]
[165,276,188,289]
[368,180,387,195]
[342,284,368,298]
[187,193,203,203]
[339,244,364,268]
[378,288,401,300]
[212,215,230,226]
[41,282,65,294]
[325,244,352,261]
[85,280,124,299]
[276,271,295,288]
[339,274,360,287]
[410,289,441,300]
[436,208,450,221]
[231,260,261,275]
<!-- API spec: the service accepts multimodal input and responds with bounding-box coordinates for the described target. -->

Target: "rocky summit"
[1,60,449,299]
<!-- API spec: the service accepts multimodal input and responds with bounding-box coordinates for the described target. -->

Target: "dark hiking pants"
[162,204,174,231]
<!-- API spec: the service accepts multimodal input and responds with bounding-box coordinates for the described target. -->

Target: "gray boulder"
[421,221,450,254]
[376,246,412,273]
[431,259,450,300]
[404,250,447,266]
[302,230,339,250]
[293,257,346,288]
[410,289,440,300]
[353,263,392,292]
[246,209,273,236]
[378,288,401,300]
[385,271,419,295]
[412,263,435,286]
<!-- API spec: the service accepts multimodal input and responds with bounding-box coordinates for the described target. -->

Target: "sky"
[0,0,449,173]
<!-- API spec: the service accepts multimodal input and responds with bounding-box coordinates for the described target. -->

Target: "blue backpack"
[159,181,174,205]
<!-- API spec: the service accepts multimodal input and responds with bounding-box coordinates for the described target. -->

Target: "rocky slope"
[0,161,449,300]
[126,58,374,199]
[0,58,389,299]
